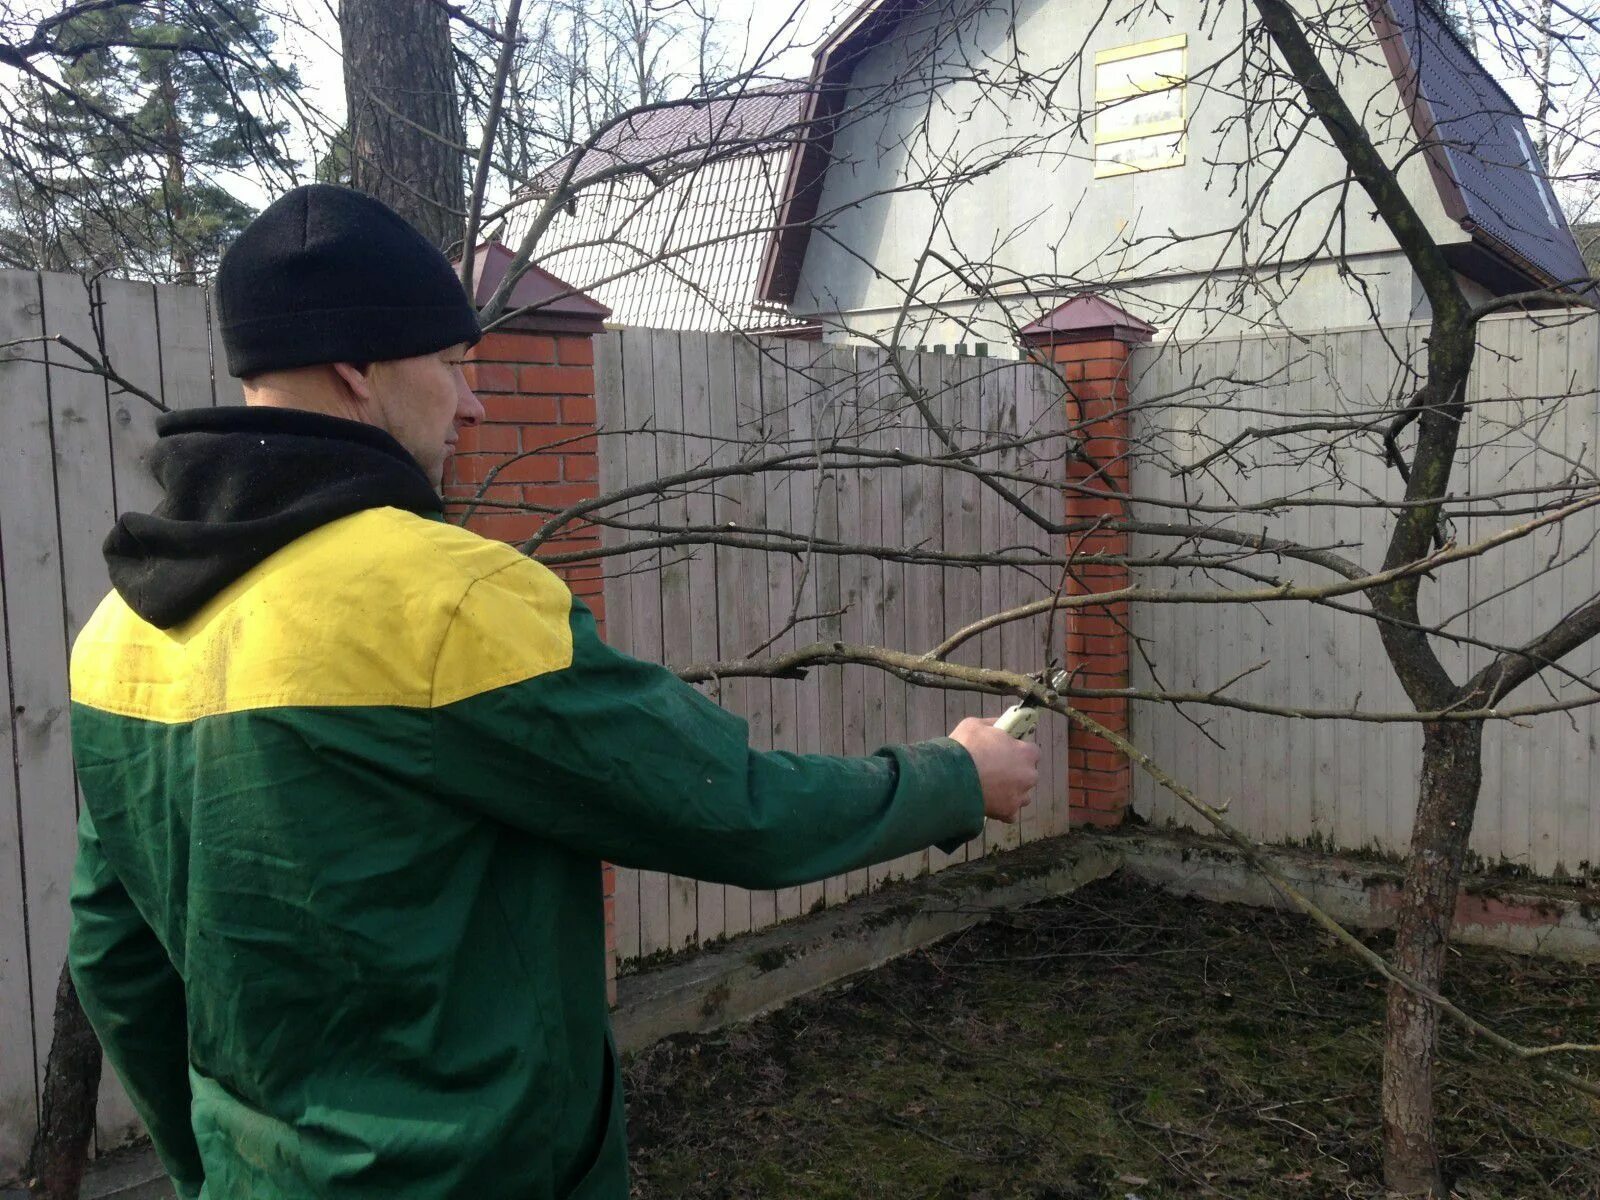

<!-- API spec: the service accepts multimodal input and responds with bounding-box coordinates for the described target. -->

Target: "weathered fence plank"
[649,328,699,952]
[594,332,641,965]
[0,275,44,1173]
[36,276,146,1146]
[1128,314,1600,876]
[680,330,726,945]
[0,271,79,1119]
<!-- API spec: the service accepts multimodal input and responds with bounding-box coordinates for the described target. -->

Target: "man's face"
[367,344,484,488]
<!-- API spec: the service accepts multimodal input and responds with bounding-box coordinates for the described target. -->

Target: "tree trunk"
[26,961,103,1200]
[1381,719,1483,1197]
[155,9,194,287]
[339,0,465,252]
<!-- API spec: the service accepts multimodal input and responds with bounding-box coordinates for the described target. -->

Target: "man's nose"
[458,384,485,427]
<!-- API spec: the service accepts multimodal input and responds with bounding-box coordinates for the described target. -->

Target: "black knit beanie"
[216,184,482,378]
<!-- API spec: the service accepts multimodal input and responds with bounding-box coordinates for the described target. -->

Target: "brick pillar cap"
[458,241,611,335]
[1018,294,1156,347]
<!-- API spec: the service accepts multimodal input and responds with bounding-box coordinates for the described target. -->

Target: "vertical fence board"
[1528,319,1567,870]
[886,354,922,882]
[815,348,850,909]
[649,329,699,951]
[37,275,147,1147]
[40,275,117,639]
[830,346,863,909]
[846,349,884,900]
[205,286,244,408]
[680,330,725,946]
[595,332,643,965]
[617,328,669,958]
[96,279,166,521]
[769,341,805,925]
[740,339,777,933]
[0,271,49,1170]
[717,333,765,938]
[0,271,78,1112]
[921,354,964,876]
[155,284,215,413]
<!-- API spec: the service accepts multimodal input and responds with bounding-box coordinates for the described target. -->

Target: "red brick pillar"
[1020,298,1154,829]
[449,330,606,622]
[449,243,618,999]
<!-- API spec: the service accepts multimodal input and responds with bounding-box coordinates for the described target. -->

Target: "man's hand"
[949,716,1040,823]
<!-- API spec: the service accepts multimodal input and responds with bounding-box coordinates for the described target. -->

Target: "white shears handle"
[994,702,1042,740]
[994,669,1068,740]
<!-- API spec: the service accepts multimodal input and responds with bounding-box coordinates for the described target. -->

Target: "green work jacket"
[67,407,985,1199]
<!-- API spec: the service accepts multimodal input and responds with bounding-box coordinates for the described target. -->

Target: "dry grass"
[625,876,1600,1199]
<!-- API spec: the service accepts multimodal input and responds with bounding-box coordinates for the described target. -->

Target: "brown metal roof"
[527,86,805,194]
[500,88,811,333]
[1019,295,1157,344]
[504,153,808,332]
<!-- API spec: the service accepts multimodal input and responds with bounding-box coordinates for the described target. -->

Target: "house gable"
[762,0,1581,321]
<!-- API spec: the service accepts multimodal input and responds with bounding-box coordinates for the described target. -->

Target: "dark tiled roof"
[1382,0,1589,287]
[530,87,805,193]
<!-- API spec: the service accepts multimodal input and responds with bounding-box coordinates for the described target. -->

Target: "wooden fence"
[0,270,243,1171]
[1129,312,1600,877]
[6,270,1598,1173]
[595,329,1073,962]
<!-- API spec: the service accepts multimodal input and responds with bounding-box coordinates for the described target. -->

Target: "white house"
[758,0,1589,348]
[510,0,1586,347]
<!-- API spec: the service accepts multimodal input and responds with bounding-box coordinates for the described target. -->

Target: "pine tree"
[0,0,302,283]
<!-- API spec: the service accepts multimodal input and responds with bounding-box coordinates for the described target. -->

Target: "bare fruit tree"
[441,0,1600,1194]
[6,0,1600,1194]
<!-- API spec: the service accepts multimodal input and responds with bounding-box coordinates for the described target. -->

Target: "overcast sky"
[2,0,1590,221]
[277,0,835,130]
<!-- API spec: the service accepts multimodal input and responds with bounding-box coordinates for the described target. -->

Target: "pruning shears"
[994,668,1070,740]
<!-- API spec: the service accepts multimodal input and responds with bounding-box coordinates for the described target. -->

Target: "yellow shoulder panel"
[431,555,577,707]
[71,508,574,723]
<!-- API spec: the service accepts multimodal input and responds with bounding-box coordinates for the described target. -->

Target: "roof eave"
[758,0,931,306]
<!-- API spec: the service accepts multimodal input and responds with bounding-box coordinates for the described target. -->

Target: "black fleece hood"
[104,407,444,629]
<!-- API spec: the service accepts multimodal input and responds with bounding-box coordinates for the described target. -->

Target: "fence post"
[1020,298,1154,829]
[447,243,620,1002]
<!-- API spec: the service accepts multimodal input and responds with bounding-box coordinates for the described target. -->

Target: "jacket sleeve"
[430,564,985,888]
[68,807,204,1200]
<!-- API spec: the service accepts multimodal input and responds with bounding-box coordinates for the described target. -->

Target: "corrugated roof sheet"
[497,87,807,331]
[504,134,803,332]
[529,87,805,193]
[1385,0,1588,286]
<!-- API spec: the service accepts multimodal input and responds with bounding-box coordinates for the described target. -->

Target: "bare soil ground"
[624,876,1600,1199]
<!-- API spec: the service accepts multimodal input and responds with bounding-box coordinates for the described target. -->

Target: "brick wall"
[1023,308,1150,829]
[448,328,606,623]
[443,323,616,1001]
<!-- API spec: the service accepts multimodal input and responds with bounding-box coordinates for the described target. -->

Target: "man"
[66,184,1040,1199]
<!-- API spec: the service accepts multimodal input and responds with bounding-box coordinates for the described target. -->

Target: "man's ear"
[331,361,376,407]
